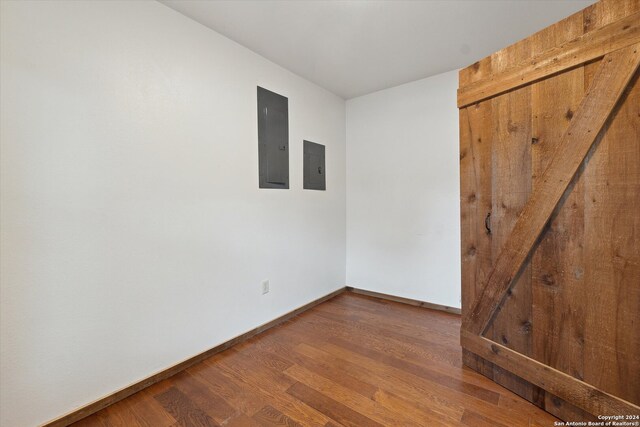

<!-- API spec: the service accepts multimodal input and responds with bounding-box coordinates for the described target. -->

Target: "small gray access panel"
[257,86,289,189]
[303,140,326,191]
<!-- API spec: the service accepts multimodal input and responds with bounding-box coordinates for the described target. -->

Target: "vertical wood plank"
[460,104,494,312]
[486,84,533,399]
[530,64,588,418]
[460,101,494,378]
[527,11,588,418]
[583,67,640,405]
[584,14,640,404]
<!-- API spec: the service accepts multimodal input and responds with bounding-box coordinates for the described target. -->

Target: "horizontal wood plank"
[460,331,640,416]
[457,12,640,107]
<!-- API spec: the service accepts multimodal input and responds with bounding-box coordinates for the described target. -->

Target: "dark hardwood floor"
[72,292,559,427]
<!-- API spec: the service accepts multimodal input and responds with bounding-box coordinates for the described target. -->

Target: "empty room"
[1,0,639,426]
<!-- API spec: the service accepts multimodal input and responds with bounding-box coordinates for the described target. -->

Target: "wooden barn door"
[459,0,640,421]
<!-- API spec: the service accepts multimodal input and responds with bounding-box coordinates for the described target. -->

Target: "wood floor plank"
[302,340,556,427]
[289,308,462,367]
[285,364,423,426]
[154,387,218,427]
[286,382,384,427]
[263,307,558,426]
[329,336,500,405]
[222,413,263,427]
[171,372,236,425]
[128,390,178,427]
[318,297,460,337]
[70,292,560,427]
[333,293,461,331]
[461,409,510,427]
[212,353,332,426]
[248,339,379,399]
[372,388,460,427]
[187,363,267,416]
[252,405,302,427]
[103,392,155,427]
[281,312,503,403]
[292,341,465,423]
[233,340,295,372]
[216,348,296,392]
[271,316,508,396]
[312,305,463,366]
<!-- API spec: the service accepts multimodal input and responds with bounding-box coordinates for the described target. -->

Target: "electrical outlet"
[262,280,270,294]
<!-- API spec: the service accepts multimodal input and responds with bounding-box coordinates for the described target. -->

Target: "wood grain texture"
[486,83,534,400]
[252,405,302,427]
[459,98,496,381]
[154,387,217,426]
[457,10,640,107]
[463,43,640,336]
[460,1,640,422]
[582,65,640,404]
[69,293,558,427]
[460,330,640,416]
[530,53,590,421]
[458,0,640,89]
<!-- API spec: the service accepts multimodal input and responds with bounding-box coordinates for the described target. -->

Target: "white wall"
[0,1,346,425]
[346,70,460,308]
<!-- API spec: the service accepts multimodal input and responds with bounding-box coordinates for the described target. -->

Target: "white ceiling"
[160,0,595,99]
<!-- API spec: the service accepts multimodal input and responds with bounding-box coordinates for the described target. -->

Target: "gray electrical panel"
[257,87,289,189]
[303,140,326,191]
